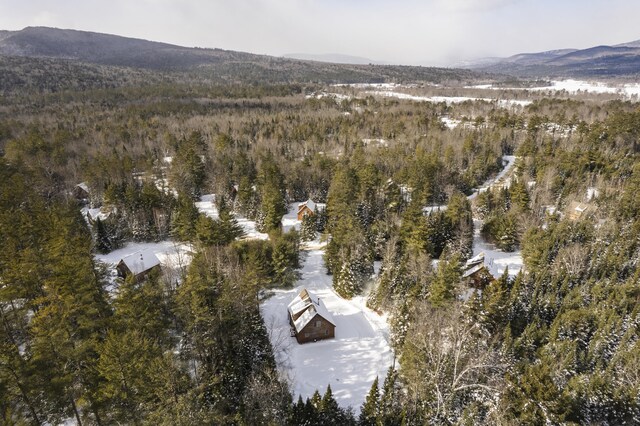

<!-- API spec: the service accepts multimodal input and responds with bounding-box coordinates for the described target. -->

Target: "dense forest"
[1,76,640,425]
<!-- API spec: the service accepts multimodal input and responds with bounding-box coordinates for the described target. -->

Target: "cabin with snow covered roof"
[566,200,595,221]
[288,288,335,344]
[73,182,90,201]
[462,252,494,288]
[297,199,317,221]
[116,249,161,282]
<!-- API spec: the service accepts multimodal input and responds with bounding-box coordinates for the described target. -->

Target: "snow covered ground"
[95,240,193,291]
[471,219,523,278]
[471,80,640,99]
[365,90,532,107]
[260,244,394,413]
[196,194,269,240]
[528,79,640,98]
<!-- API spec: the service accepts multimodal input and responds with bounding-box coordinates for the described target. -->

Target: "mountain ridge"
[0,26,483,90]
[467,39,640,78]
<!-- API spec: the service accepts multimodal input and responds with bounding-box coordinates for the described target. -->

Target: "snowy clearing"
[260,245,394,414]
[472,219,523,277]
[365,90,532,107]
[474,80,640,99]
[95,240,193,290]
[196,194,269,240]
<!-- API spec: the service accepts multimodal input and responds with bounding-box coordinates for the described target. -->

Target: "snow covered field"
[471,80,640,99]
[260,245,394,413]
[366,90,532,107]
[528,79,640,98]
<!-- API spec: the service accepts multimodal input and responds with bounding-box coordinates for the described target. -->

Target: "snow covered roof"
[465,252,485,268]
[119,249,161,276]
[462,264,485,279]
[298,199,316,213]
[288,288,335,332]
[76,182,89,193]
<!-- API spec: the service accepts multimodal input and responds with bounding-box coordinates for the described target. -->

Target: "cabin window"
[304,333,309,338]
[315,320,322,328]
[325,330,329,335]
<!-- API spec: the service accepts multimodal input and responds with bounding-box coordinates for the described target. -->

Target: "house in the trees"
[297,199,317,221]
[288,288,336,344]
[73,182,90,201]
[566,200,595,221]
[116,249,161,282]
[462,252,494,288]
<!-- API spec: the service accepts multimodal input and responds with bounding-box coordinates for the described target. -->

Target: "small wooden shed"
[116,249,161,282]
[297,199,317,221]
[566,201,595,221]
[288,288,335,344]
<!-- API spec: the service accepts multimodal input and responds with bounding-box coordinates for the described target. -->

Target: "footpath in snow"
[260,205,393,413]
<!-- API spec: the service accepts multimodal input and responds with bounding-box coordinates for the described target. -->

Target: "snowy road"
[260,243,394,413]
[470,156,524,277]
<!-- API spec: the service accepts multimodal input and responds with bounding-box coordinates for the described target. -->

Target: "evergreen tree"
[172,195,200,241]
[429,251,461,306]
[359,376,380,426]
[93,216,112,253]
[334,257,359,298]
[379,367,403,425]
[300,212,317,242]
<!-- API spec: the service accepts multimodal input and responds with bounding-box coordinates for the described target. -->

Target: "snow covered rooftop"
[288,288,335,332]
[462,264,485,279]
[119,249,161,276]
[76,182,89,192]
[465,252,485,268]
[298,199,316,213]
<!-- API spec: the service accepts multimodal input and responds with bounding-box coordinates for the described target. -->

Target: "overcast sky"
[1,0,639,66]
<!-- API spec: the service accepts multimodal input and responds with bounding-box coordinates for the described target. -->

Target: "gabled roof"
[76,182,90,193]
[119,249,161,276]
[465,252,484,269]
[462,264,485,278]
[288,288,335,332]
[297,199,316,213]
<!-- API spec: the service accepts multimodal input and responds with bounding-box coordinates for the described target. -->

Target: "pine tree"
[93,216,112,253]
[360,377,380,426]
[379,367,402,425]
[334,257,359,298]
[172,195,199,241]
[320,384,342,424]
[300,212,317,241]
[429,251,461,306]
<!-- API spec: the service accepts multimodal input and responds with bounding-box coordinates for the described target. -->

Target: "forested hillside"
[1,79,640,425]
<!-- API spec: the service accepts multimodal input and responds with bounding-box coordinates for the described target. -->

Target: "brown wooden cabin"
[288,288,336,344]
[566,201,595,221]
[297,199,317,221]
[463,264,494,288]
[73,182,90,201]
[116,249,161,282]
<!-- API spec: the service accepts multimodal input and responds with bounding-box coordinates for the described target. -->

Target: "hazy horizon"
[1,0,639,66]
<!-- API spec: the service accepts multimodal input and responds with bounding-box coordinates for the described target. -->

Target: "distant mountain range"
[283,53,384,65]
[0,26,478,92]
[467,39,640,78]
